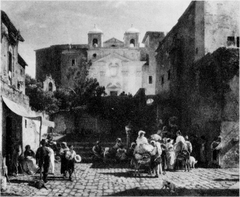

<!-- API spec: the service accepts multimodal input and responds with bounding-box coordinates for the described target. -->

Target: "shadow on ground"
[104,187,239,196]
[100,171,158,178]
[214,178,239,182]
[90,162,131,169]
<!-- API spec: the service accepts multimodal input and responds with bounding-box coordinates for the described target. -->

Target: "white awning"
[2,96,54,128]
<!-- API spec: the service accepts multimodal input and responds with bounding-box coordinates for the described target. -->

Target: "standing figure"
[59,142,69,177]
[46,144,55,174]
[36,139,50,183]
[185,135,193,154]
[199,136,207,167]
[66,145,76,181]
[210,136,222,168]
[11,142,22,176]
[150,140,162,177]
[125,122,133,149]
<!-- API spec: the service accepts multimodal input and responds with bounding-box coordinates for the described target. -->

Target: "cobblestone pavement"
[1,162,239,196]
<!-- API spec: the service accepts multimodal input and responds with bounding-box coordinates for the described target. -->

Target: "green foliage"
[25,74,59,114]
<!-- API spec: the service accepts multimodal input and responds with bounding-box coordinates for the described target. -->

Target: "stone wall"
[61,48,88,88]
[189,48,239,167]
[52,111,111,135]
[36,45,88,87]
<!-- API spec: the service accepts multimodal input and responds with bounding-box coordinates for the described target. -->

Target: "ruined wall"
[36,45,88,87]
[189,48,239,167]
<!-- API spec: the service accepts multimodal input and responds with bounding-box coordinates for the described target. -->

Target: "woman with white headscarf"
[136,130,148,146]
[135,130,153,154]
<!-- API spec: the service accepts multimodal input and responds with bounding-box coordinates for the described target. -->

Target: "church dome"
[88,24,103,34]
[125,25,139,33]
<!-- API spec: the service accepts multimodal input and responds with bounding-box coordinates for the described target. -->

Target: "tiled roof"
[18,54,28,67]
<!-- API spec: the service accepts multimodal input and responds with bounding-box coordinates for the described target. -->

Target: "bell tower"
[88,24,103,49]
[124,25,140,48]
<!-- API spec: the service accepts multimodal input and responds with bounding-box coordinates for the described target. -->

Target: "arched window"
[49,82,53,91]
[130,39,135,47]
[93,38,98,47]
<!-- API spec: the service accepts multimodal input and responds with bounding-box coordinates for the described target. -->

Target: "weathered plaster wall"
[204,1,240,54]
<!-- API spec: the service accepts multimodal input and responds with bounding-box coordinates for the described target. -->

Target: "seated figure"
[92,141,103,160]
[22,145,39,175]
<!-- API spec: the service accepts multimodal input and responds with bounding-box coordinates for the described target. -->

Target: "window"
[93,38,98,47]
[8,52,12,72]
[195,47,198,54]
[161,75,164,85]
[168,70,171,80]
[237,37,239,47]
[25,119,27,128]
[49,82,53,91]
[227,36,235,46]
[145,54,149,65]
[111,45,116,47]
[93,53,97,58]
[130,39,135,47]
[110,91,118,96]
[149,76,152,84]
[20,68,23,76]
[17,82,21,90]
[72,59,76,66]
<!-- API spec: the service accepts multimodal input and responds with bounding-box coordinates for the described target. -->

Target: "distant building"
[155,1,239,167]
[35,25,164,96]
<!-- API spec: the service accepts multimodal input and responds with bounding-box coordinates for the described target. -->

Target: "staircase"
[67,141,116,163]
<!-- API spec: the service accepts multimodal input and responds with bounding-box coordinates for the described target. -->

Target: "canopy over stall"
[2,96,55,145]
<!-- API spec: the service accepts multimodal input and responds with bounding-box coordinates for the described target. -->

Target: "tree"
[25,74,59,114]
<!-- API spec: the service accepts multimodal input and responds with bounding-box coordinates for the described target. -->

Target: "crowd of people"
[6,120,223,183]
[7,138,82,183]
[91,123,223,176]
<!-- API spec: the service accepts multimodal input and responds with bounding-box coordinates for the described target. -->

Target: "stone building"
[36,25,164,96]
[35,26,164,134]
[155,1,239,167]
[0,11,54,175]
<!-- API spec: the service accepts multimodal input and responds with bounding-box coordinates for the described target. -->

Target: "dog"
[189,156,197,169]
[161,180,176,193]
[31,180,48,190]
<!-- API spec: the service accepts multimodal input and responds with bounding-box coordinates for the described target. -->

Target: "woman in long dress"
[66,145,76,181]
[46,145,55,174]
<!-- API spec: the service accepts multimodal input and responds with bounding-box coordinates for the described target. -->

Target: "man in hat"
[36,139,50,183]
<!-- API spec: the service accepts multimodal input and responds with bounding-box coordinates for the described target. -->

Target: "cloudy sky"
[1,0,192,78]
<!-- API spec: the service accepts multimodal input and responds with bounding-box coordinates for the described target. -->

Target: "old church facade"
[36,26,164,96]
